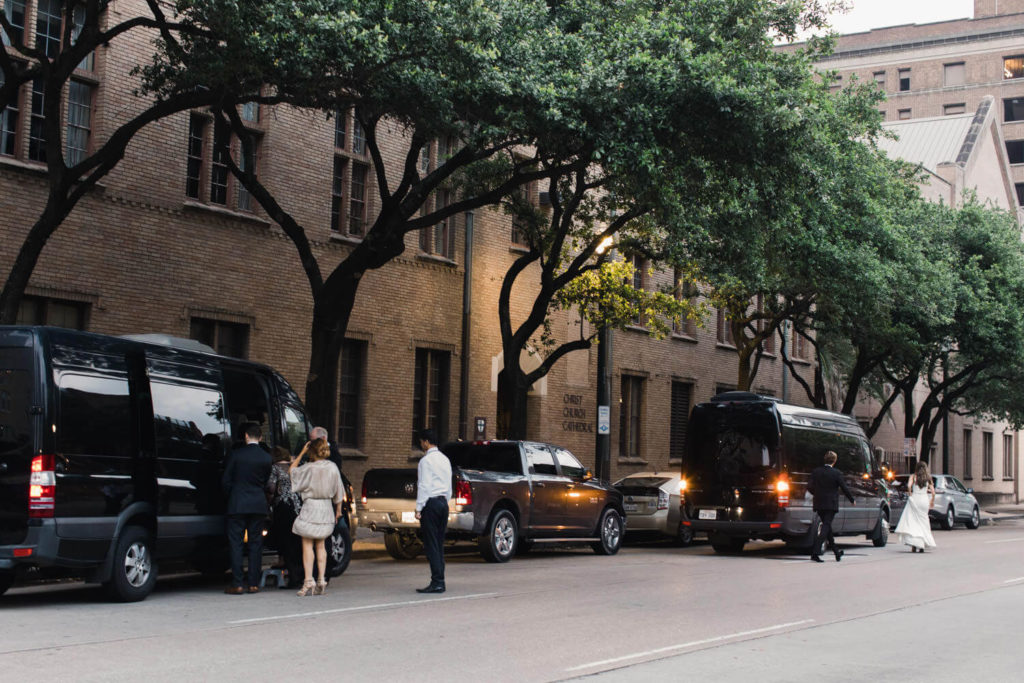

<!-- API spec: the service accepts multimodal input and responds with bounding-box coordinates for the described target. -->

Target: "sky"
[825,0,975,34]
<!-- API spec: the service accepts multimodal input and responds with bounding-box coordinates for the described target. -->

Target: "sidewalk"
[979,502,1024,526]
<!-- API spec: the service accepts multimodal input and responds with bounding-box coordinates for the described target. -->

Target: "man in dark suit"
[222,422,272,593]
[807,450,855,563]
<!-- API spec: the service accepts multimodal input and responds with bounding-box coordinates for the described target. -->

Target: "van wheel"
[480,509,518,562]
[710,533,745,554]
[941,505,955,530]
[0,571,13,596]
[965,506,980,529]
[591,508,623,555]
[104,526,156,602]
[808,520,827,557]
[384,531,422,560]
[871,510,890,547]
[325,519,352,576]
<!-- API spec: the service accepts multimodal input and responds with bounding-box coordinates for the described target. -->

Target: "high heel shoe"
[296,580,315,597]
[314,580,327,596]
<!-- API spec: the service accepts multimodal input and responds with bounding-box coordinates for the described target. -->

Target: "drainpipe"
[458,211,474,440]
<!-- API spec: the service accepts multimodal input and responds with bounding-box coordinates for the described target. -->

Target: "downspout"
[458,211,474,440]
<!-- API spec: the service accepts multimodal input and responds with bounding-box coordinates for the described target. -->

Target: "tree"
[0,0,268,323]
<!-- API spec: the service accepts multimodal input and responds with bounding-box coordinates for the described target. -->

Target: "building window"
[672,270,697,337]
[943,103,966,116]
[1004,434,1014,480]
[412,348,449,447]
[349,162,368,235]
[963,429,973,480]
[873,70,885,88]
[28,78,45,162]
[34,0,61,59]
[0,72,17,156]
[944,62,965,86]
[16,295,88,329]
[186,115,205,199]
[236,138,254,211]
[669,381,691,462]
[418,144,430,175]
[1007,140,1024,165]
[1005,97,1024,122]
[983,432,994,479]
[1015,183,1024,206]
[2,0,26,46]
[756,295,774,354]
[69,3,94,71]
[1004,55,1024,80]
[510,179,536,247]
[334,108,346,150]
[185,115,258,210]
[331,158,369,237]
[792,327,810,360]
[716,308,734,346]
[898,68,910,92]
[420,188,454,258]
[629,254,646,327]
[898,108,912,120]
[351,116,366,155]
[189,317,249,358]
[619,375,644,459]
[209,118,230,205]
[239,101,259,123]
[337,339,365,449]
[65,81,92,166]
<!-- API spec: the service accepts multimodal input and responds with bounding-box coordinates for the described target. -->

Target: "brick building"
[2,0,812,491]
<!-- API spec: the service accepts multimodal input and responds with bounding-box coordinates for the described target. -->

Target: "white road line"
[564,619,815,672]
[1003,577,1024,584]
[227,592,498,625]
[985,537,1024,544]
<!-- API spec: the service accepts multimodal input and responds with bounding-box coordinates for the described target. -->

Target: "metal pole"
[780,320,790,403]
[458,211,474,440]
[595,324,612,481]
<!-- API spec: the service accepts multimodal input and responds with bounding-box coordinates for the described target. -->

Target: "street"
[2,518,1022,683]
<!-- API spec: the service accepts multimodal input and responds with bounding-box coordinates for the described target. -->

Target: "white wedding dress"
[894,481,937,551]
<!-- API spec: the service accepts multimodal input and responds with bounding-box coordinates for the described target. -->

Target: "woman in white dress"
[894,461,937,553]
[289,438,343,595]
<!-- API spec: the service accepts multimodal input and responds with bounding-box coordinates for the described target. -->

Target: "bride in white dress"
[894,461,937,553]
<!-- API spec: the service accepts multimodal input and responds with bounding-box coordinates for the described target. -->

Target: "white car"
[613,471,696,545]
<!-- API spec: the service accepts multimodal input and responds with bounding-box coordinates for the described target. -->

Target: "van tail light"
[455,479,472,506]
[678,477,687,503]
[360,480,367,505]
[775,478,790,507]
[657,490,669,510]
[29,454,56,518]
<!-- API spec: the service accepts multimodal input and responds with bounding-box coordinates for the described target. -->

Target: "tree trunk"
[0,198,67,323]
[303,280,360,434]
[496,366,531,440]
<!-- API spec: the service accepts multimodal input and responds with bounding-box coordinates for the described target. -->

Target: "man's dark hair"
[243,422,262,441]
[417,428,438,446]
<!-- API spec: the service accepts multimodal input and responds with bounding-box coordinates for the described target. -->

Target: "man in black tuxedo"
[807,450,855,563]
[222,422,272,593]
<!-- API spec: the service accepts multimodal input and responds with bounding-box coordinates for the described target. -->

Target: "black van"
[681,392,890,554]
[0,326,326,601]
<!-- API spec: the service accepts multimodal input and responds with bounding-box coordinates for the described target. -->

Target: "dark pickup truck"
[358,440,625,562]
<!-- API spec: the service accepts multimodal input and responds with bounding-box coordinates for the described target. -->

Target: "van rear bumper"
[0,520,109,572]
[686,507,815,540]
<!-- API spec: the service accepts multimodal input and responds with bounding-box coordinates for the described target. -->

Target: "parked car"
[0,326,347,602]
[613,471,698,545]
[359,440,625,562]
[893,474,980,530]
[681,392,891,555]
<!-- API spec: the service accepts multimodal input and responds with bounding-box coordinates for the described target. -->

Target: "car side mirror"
[966,488,974,494]
[583,470,594,481]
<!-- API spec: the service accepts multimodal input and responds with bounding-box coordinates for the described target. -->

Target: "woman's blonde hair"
[301,437,330,462]
[915,460,931,489]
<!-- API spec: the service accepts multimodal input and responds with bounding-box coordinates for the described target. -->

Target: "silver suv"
[895,474,980,530]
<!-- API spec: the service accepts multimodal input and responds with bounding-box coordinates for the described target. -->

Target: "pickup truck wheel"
[384,531,423,560]
[591,508,623,555]
[0,571,13,596]
[480,510,518,563]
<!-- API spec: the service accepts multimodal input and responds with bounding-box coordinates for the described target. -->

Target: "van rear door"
[0,334,37,545]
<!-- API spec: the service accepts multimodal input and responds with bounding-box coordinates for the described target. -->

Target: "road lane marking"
[985,537,1024,544]
[1004,577,1024,584]
[564,619,815,672]
[227,592,498,625]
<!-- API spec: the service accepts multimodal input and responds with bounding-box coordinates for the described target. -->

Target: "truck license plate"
[401,511,417,524]
[698,509,717,520]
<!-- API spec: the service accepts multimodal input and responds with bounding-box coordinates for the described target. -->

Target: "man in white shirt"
[414,429,452,593]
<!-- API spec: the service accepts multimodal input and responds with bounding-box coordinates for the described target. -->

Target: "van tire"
[384,531,422,560]
[104,526,156,602]
[0,571,13,596]
[480,509,518,562]
[325,518,352,576]
[710,533,745,554]
[871,510,890,547]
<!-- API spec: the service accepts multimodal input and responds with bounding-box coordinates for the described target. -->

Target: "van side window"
[58,373,132,457]
[282,404,309,455]
[151,382,228,461]
[222,368,271,446]
[833,434,869,475]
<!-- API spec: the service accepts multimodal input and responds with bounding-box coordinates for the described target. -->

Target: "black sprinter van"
[0,326,317,600]
[681,392,891,555]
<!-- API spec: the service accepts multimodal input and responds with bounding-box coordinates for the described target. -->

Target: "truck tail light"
[29,454,56,518]
[776,478,790,507]
[455,479,472,506]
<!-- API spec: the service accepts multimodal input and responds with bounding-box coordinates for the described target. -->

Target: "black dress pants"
[420,497,449,586]
[815,509,837,556]
[228,513,265,588]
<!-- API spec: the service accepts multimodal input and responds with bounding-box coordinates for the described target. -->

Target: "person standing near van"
[893,461,936,553]
[808,450,855,563]
[223,422,273,594]
[414,429,452,594]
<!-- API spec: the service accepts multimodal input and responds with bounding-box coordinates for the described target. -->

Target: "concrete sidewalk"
[980,502,1024,525]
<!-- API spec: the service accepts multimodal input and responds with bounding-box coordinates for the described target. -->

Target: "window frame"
[943,62,965,87]
[1003,434,1014,481]
[1004,55,1024,80]
[619,374,644,459]
[983,431,993,480]
[963,429,973,480]
[898,68,911,92]
[336,339,365,449]
[412,348,450,448]
[188,317,250,359]
[672,270,697,338]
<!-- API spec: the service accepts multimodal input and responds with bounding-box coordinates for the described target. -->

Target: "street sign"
[598,406,610,434]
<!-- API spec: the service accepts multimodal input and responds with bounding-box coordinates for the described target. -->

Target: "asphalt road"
[2,519,1022,682]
